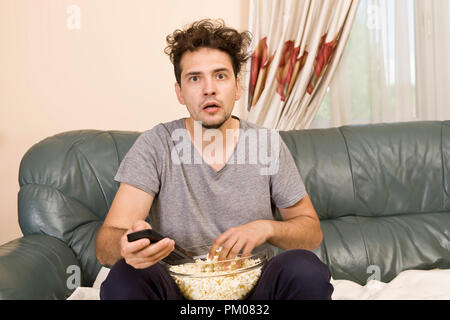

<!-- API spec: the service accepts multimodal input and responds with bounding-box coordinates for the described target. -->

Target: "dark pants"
[100,249,334,300]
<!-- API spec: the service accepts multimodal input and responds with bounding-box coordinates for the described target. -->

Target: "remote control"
[127,229,194,265]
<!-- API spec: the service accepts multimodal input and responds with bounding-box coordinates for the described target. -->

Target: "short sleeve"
[270,134,306,208]
[114,131,161,196]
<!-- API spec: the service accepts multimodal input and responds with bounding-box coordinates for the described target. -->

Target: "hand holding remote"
[127,229,195,265]
[120,220,175,269]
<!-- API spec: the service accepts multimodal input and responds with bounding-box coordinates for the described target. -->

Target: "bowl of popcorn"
[166,244,273,300]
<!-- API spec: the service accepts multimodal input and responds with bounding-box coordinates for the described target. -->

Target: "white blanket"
[67,267,450,300]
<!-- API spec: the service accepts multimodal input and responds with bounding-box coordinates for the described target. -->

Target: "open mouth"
[203,103,221,112]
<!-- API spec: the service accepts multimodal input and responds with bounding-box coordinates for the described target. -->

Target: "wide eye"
[189,76,199,82]
[216,73,226,80]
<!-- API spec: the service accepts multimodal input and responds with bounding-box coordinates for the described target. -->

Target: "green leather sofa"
[1,120,449,299]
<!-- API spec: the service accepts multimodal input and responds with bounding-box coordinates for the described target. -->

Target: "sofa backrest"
[18,121,450,286]
[280,120,450,284]
[18,130,140,285]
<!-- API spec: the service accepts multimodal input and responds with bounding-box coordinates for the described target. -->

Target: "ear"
[235,77,242,101]
[175,82,185,105]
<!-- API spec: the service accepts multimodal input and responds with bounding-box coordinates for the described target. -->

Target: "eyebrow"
[184,68,231,78]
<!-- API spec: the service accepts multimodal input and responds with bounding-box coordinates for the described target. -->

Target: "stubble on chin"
[201,121,225,129]
[199,112,230,130]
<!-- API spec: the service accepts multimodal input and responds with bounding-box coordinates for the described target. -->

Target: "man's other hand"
[208,220,273,261]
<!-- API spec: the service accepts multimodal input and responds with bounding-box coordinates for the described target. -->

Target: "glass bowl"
[165,244,273,300]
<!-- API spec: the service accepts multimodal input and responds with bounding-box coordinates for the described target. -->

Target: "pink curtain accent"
[244,0,360,130]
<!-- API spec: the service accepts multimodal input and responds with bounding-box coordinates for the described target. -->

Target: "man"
[96,19,333,300]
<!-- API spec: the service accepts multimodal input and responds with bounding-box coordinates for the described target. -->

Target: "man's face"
[175,47,241,129]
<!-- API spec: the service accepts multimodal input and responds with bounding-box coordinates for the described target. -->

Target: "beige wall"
[0,0,250,245]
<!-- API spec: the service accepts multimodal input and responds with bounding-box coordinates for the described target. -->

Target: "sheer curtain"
[311,0,450,128]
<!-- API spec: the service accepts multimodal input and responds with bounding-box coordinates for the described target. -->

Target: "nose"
[203,77,216,96]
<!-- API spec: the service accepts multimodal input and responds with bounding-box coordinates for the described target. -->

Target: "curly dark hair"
[165,19,252,84]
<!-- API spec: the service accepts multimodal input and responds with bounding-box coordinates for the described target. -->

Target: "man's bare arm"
[267,193,322,250]
[95,182,154,266]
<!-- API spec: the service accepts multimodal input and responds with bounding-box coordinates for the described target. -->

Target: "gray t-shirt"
[114,116,306,248]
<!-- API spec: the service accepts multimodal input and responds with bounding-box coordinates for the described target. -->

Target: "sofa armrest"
[0,234,80,299]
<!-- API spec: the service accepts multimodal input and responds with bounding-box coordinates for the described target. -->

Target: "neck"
[185,116,240,165]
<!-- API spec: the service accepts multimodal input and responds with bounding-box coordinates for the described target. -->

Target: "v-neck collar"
[183,115,242,175]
